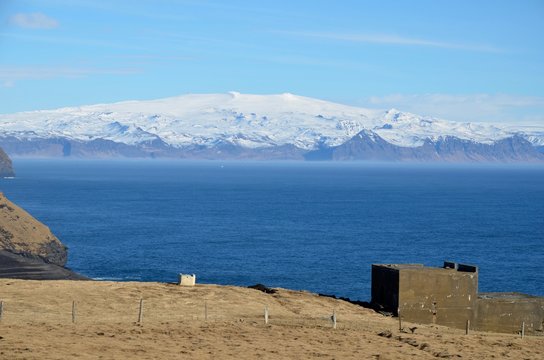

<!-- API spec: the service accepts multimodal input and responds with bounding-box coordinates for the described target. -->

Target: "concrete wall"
[475,294,544,335]
[371,265,400,314]
[398,268,478,329]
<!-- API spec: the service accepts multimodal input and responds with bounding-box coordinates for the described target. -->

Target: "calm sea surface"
[1,159,543,300]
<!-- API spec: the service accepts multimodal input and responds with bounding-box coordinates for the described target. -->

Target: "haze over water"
[2,160,543,300]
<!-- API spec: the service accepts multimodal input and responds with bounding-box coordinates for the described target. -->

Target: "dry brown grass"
[0,279,542,359]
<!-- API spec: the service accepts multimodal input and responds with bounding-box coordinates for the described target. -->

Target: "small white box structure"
[178,273,196,286]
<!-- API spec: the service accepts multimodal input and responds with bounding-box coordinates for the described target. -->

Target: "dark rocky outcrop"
[0,250,86,280]
[248,283,277,294]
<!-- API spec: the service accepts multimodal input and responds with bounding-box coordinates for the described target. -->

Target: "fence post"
[264,305,269,325]
[465,320,470,335]
[398,307,402,331]
[332,309,337,329]
[0,300,3,322]
[521,322,525,339]
[138,298,144,324]
[72,301,77,324]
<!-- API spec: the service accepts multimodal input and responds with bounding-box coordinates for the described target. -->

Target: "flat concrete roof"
[373,263,478,274]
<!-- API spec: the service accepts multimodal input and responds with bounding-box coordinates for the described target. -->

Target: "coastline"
[0,250,87,281]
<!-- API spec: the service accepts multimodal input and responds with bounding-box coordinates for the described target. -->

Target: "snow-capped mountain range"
[0,92,543,162]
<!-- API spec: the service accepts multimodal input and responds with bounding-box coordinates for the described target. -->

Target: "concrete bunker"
[371,262,544,335]
[178,273,196,286]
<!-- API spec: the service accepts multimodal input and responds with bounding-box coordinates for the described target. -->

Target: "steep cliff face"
[0,146,15,177]
[0,193,67,266]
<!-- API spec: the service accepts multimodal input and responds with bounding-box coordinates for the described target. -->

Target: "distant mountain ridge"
[306,131,544,162]
[0,92,543,162]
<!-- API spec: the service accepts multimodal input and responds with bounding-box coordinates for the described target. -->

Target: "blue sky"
[0,0,543,124]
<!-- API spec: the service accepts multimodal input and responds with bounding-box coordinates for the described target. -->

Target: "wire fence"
[0,297,396,332]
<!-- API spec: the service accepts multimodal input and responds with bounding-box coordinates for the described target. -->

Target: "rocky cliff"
[0,146,15,177]
[0,193,67,266]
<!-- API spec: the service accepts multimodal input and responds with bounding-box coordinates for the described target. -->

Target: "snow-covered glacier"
[0,92,543,161]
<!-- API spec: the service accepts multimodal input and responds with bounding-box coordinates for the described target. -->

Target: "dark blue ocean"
[1,159,543,300]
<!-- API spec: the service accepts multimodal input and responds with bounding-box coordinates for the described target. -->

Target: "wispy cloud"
[0,66,141,86]
[108,54,196,62]
[252,54,370,70]
[277,31,501,52]
[36,0,190,22]
[1,80,15,88]
[0,32,147,51]
[9,13,59,29]
[363,93,544,124]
